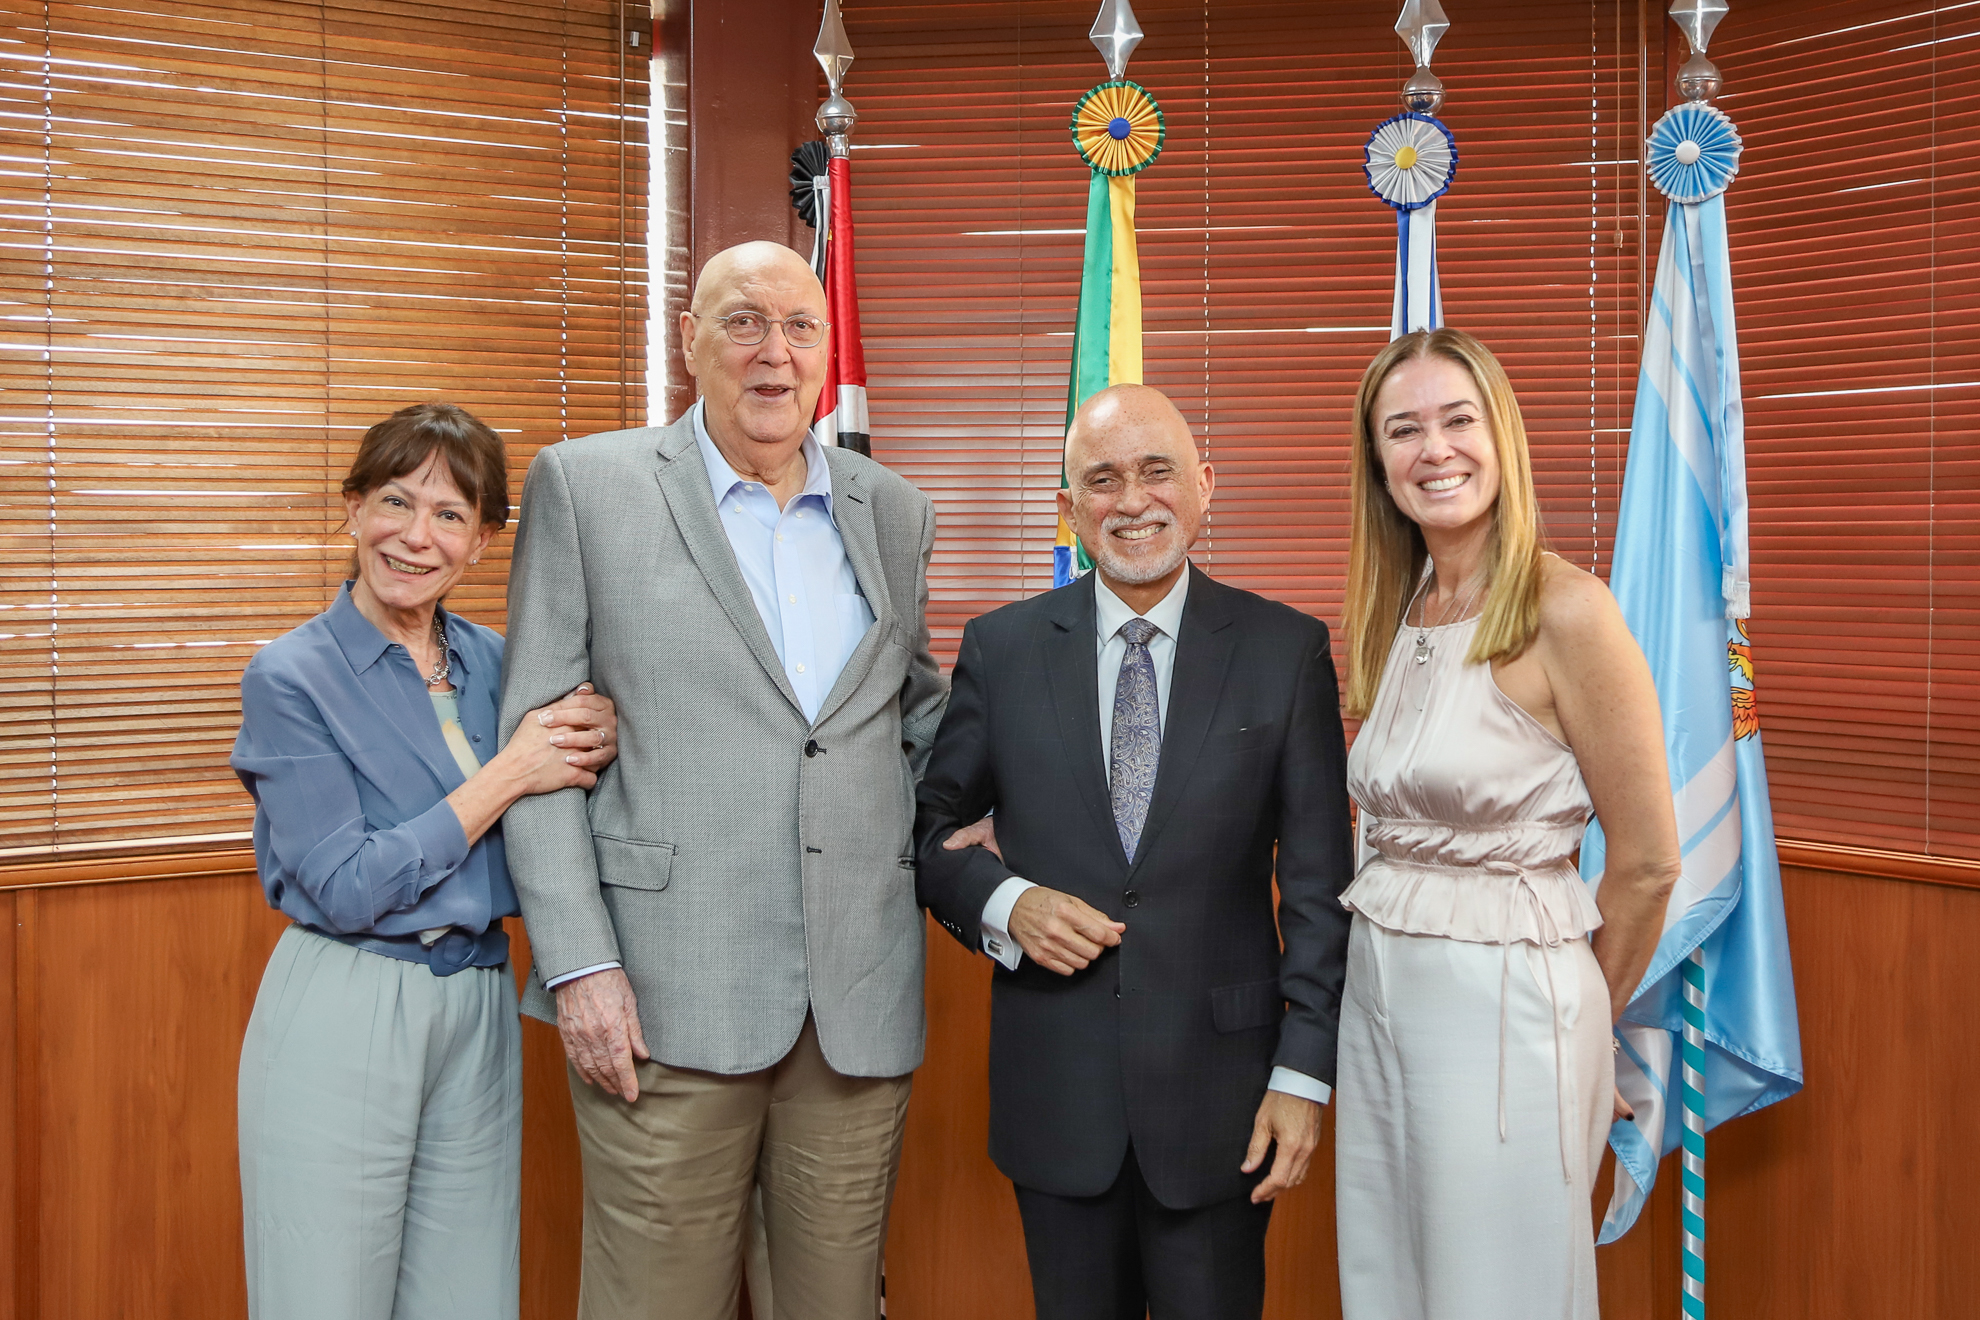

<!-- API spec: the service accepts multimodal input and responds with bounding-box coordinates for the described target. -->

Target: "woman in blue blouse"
[232,403,617,1320]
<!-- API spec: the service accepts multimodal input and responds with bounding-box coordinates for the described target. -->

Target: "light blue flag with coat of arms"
[1580,99,1804,1245]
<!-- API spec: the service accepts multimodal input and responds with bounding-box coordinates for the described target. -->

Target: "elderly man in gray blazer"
[498,241,945,1320]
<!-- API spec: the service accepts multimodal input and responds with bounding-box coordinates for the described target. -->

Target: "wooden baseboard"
[1776,839,1980,891]
[0,846,258,892]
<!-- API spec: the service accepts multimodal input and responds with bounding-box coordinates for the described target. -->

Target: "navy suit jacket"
[915,566,1355,1210]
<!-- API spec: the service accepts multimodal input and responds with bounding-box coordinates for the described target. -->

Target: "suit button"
[804,739,819,758]
[1123,889,1140,908]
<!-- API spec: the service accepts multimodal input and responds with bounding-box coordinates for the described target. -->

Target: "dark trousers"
[1013,1146,1273,1320]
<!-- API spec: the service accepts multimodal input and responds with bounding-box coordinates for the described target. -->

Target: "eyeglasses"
[696,310,829,349]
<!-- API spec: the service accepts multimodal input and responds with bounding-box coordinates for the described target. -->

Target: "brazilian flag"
[1057,79,1163,587]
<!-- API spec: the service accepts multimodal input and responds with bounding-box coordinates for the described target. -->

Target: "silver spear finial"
[1089,0,1144,80]
[1395,0,1450,69]
[1670,0,1728,101]
[814,0,857,152]
[1669,0,1728,54]
[1395,0,1451,115]
[815,0,854,93]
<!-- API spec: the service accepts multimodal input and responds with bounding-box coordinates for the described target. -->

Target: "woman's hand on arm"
[539,683,618,772]
[446,686,608,845]
[1540,566,1683,1022]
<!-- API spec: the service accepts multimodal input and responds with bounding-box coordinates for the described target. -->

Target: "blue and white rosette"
[1647,101,1741,204]
[1365,112,1458,339]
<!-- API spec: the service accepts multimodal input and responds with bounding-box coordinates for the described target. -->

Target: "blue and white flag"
[1581,187,1804,1243]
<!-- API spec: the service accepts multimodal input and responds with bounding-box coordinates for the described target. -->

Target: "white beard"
[1088,513,1185,585]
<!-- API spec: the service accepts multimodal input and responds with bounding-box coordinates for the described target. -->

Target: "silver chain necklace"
[421,614,451,688]
[1407,568,1487,668]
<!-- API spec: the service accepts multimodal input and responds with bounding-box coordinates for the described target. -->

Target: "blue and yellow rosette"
[1647,101,1741,204]
[1071,79,1164,177]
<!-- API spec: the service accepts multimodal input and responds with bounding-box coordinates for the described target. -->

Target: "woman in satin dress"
[1333,328,1681,1320]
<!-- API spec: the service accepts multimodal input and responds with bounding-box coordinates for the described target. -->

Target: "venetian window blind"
[0,0,647,854]
[845,4,1645,690]
[846,0,1976,861]
[1713,0,1978,858]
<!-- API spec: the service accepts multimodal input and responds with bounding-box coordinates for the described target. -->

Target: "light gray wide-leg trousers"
[239,925,522,1320]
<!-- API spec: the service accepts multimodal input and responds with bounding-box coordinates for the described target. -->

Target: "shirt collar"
[692,400,835,515]
[325,580,474,680]
[1093,566,1191,645]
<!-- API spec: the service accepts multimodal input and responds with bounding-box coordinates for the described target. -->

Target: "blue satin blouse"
[231,582,519,939]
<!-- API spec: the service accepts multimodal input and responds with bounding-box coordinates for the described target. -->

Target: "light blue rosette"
[1647,101,1742,204]
[1363,111,1458,212]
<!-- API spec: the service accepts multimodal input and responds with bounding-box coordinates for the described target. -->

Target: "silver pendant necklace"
[1407,568,1486,668]
[422,614,451,688]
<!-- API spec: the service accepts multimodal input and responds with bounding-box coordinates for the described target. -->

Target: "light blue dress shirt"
[695,402,875,723]
[978,570,1329,1105]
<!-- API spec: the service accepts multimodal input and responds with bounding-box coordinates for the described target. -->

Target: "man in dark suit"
[916,384,1356,1319]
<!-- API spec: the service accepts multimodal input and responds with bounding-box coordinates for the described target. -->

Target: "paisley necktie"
[1109,617,1162,861]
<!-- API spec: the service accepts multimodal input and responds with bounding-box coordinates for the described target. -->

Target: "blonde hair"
[1343,328,1548,717]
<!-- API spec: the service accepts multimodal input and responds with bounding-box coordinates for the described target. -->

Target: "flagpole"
[1681,945,1708,1317]
[1665,8,1730,1310]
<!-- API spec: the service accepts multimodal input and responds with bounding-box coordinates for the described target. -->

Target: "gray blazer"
[498,414,946,1078]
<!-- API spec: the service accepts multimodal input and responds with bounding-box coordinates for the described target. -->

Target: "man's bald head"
[1065,384,1201,474]
[689,240,824,315]
[680,242,830,467]
[1057,384,1215,608]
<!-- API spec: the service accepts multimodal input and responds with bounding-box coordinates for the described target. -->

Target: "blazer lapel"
[1044,575,1128,868]
[650,416,804,716]
[1130,566,1237,872]
[812,453,891,728]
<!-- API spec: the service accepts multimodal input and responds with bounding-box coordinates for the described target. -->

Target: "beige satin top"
[1342,613,1602,947]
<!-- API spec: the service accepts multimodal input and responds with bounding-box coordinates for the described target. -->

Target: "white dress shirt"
[546,403,875,992]
[976,570,1329,1105]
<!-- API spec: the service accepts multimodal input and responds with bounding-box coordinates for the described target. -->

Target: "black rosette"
[789,140,829,227]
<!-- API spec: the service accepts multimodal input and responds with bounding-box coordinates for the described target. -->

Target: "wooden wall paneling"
[26,873,286,1320]
[1592,1143,1683,1320]
[0,854,1967,1318]
[883,919,1033,1319]
[1702,865,1980,1317]
[1259,1106,1342,1320]
[11,888,36,1320]
[512,924,586,1320]
[2,890,19,1320]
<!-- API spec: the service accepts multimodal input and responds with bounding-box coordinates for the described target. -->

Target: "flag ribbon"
[810,153,870,455]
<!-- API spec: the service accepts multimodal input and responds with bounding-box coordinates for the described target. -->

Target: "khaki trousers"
[568,1014,912,1320]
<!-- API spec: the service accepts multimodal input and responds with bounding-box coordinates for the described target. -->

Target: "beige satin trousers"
[1335,916,1613,1320]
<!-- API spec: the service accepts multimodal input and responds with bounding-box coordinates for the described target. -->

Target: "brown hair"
[342,402,509,530]
[1343,328,1548,716]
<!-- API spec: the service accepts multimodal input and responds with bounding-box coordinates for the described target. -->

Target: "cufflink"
[987,939,1004,955]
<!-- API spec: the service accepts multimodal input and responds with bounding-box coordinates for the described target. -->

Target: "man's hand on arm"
[1241,1089,1322,1204]
[1007,886,1125,976]
[942,815,1002,860]
[552,967,650,1103]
